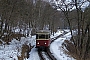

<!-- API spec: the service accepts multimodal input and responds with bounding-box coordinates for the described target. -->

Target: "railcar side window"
[49,34,50,38]
[36,34,38,39]
[46,35,48,39]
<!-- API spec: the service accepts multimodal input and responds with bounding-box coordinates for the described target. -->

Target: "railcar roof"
[36,30,50,34]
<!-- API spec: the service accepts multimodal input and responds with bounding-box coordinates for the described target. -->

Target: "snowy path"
[50,32,75,60]
[28,47,40,60]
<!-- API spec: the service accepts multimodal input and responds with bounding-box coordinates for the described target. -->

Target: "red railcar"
[36,30,51,49]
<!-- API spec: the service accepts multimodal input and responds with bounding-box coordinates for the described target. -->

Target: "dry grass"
[18,44,34,60]
[62,40,90,60]
[62,40,82,60]
[1,33,25,44]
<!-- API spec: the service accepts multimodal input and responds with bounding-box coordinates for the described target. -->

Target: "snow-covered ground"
[0,36,35,60]
[50,32,75,60]
[0,29,76,60]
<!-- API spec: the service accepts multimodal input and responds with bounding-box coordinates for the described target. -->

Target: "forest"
[0,0,90,60]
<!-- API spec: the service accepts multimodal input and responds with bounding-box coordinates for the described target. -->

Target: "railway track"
[46,48,56,60]
[38,30,69,60]
[38,50,45,60]
[38,48,56,60]
[51,30,68,42]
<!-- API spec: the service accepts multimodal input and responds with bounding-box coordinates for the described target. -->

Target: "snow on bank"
[26,36,40,60]
[0,36,35,60]
[27,47,40,60]
[50,31,76,60]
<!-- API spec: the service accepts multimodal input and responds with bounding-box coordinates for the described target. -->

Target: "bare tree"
[51,0,90,60]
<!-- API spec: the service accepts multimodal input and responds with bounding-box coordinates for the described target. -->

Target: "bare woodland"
[53,0,90,60]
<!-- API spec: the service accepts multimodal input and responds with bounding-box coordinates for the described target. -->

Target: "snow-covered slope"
[50,32,75,60]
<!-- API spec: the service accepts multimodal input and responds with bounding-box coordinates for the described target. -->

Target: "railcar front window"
[39,34,45,39]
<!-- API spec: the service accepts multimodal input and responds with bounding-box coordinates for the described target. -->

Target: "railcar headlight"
[45,43,46,44]
[37,42,39,44]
